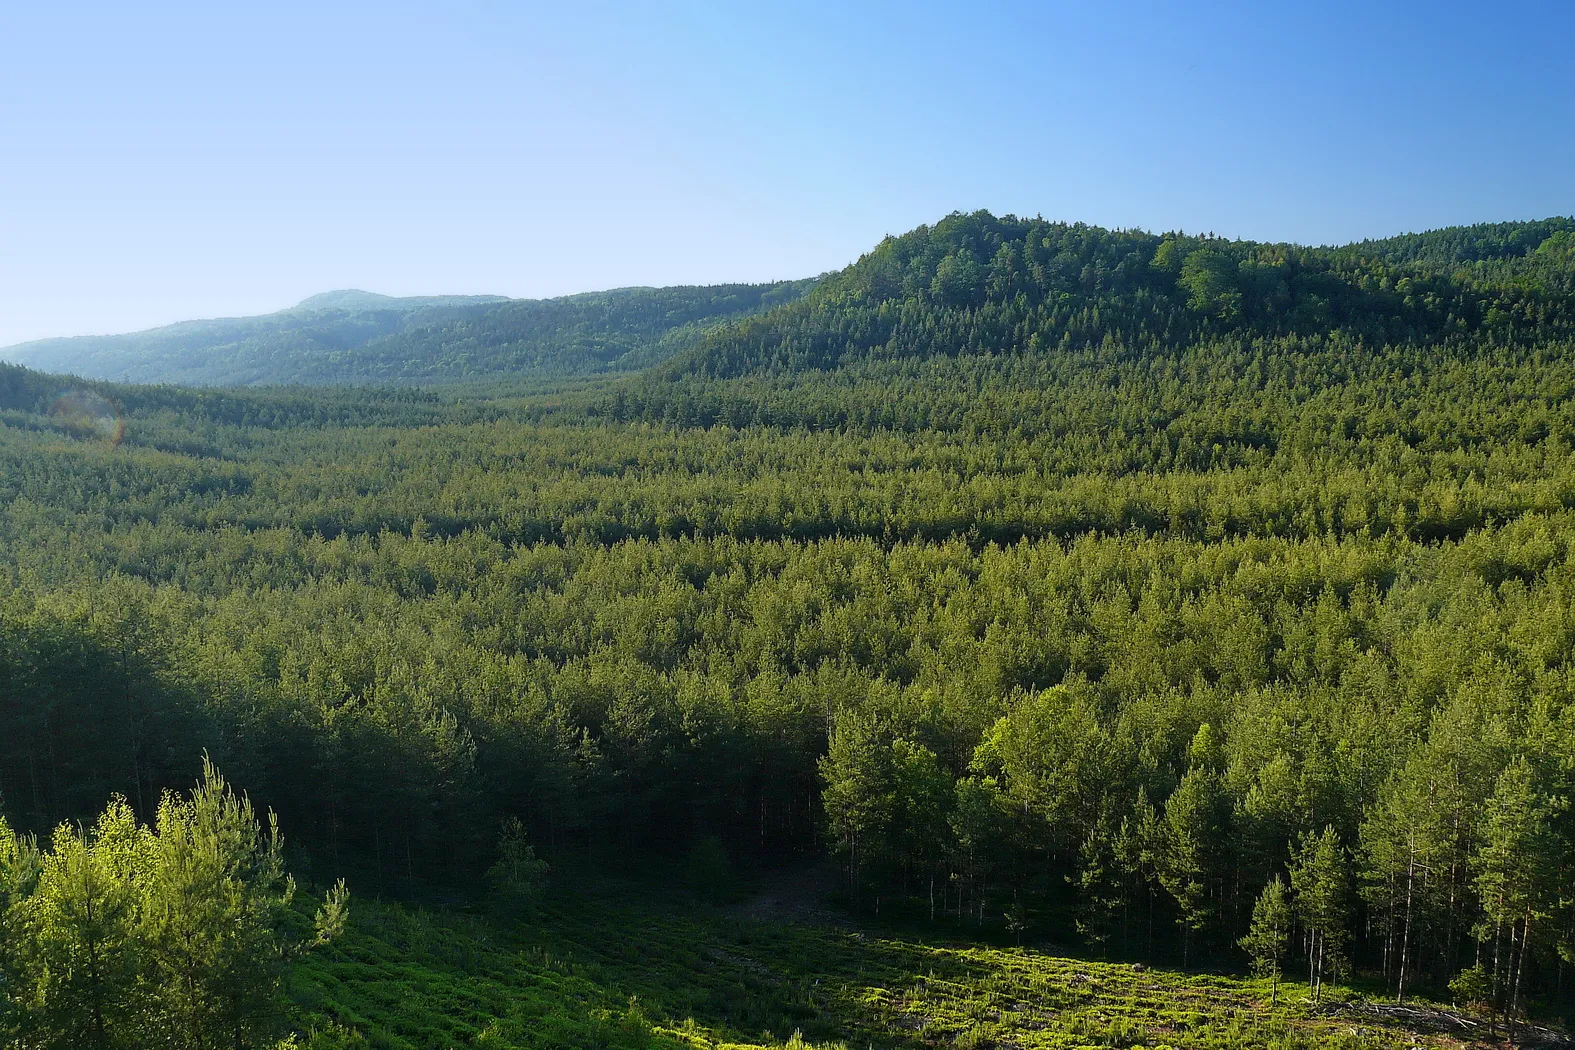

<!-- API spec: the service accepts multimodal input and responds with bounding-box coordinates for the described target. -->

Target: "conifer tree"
[1074,812,1123,955]
[1471,757,1560,1037]
[137,758,336,1050]
[1239,876,1292,1004]
[820,711,897,901]
[1360,754,1448,999]
[0,813,43,1046]
[1289,827,1348,1004]
[1160,727,1227,967]
[25,798,148,1050]
[889,738,954,921]
[486,816,550,912]
[1115,789,1163,958]
[948,776,1008,925]
[0,764,345,1050]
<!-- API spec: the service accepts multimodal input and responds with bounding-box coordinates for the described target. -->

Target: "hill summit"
[665,211,1575,379]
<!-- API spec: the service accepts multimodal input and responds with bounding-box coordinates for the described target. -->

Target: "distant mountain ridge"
[0,282,813,387]
[286,289,508,313]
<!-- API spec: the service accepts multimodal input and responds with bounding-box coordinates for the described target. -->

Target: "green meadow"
[288,877,1486,1050]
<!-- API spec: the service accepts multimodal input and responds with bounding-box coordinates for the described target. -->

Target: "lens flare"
[50,389,125,447]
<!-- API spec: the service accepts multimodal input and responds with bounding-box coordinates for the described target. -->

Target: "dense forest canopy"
[6,213,1575,1043]
[653,211,1575,382]
[0,281,813,387]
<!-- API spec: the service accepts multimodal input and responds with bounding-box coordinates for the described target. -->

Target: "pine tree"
[820,712,897,902]
[138,758,307,1050]
[1074,812,1123,956]
[0,813,43,1045]
[1160,739,1226,968]
[1239,876,1293,1004]
[1289,827,1348,1004]
[1115,789,1163,958]
[890,738,954,921]
[25,798,148,1050]
[1359,754,1448,1000]
[486,816,550,912]
[1471,757,1560,1038]
[948,776,1008,926]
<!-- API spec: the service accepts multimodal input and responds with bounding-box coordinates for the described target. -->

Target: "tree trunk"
[1397,852,1415,1001]
[1308,928,1317,1001]
[1510,917,1532,1042]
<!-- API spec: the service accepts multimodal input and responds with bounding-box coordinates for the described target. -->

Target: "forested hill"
[653,212,1575,381]
[0,291,506,386]
[0,280,813,386]
[13,214,1575,1044]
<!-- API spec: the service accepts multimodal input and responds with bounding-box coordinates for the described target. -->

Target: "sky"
[1,1,1572,347]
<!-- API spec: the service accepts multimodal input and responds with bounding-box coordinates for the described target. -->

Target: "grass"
[285,875,1485,1050]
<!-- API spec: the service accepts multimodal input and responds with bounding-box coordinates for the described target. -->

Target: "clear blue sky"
[2,1,1571,346]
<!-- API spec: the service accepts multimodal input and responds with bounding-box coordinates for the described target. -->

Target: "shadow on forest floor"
[289,869,1570,1050]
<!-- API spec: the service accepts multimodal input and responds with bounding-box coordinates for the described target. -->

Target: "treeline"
[0,761,346,1050]
[1349,218,1575,267]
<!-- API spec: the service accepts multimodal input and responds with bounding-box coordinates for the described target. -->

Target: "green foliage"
[946,777,1009,926]
[1449,963,1492,1012]
[0,764,347,1050]
[314,881,351,947]
[1178,248,1243,318]
[1289,827,1349,1003]
[1469,757,1562,1025]
[0,815,42,1043]
[6,210,1575,1037]
[287,889,1452,1049]
[656,210,1575,383]
[1159,762,1226,963]
[819,711,901,895]
[1239,876,1292,1002]
[1352,217,1575,266]
[1357,749,1452,1000]
[1073,812,1123,955]
[485,818,550,912]
[26,798,145,1049]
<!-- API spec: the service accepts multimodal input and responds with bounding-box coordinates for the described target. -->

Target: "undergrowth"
[285,880,1477,1050]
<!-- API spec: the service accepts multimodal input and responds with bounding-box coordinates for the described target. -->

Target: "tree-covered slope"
[0,281,812,387]
[1349,217,1575,267]
[657,212,1575,381]
[10,213,1575,1038]
[0,292,507,386]
[316,281,814,385]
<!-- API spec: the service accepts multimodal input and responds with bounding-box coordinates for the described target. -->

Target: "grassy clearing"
[284,876,1492,1050]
